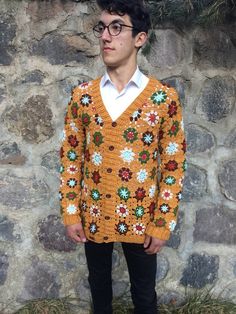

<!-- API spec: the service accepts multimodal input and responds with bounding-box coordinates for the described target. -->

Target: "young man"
[59,0,186,313]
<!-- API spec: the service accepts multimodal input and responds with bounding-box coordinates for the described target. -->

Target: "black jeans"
[84,241,158,314]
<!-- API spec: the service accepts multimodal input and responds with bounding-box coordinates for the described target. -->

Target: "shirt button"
[112,122,117,127]
[109,145,114,151]
[107,168,112,173]
[106,194,111,198]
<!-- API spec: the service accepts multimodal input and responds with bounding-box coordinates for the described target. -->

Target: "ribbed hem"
[145,222,171,241]
[63,214,81,226]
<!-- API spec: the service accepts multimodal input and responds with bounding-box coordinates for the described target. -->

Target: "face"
[97,11,147,68]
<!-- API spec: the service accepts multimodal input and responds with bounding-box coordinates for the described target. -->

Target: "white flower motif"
[166,142,179,155]
[92,152,102,166]
[70,121,79,133]
[179,177,184,187]
[60,178,65,187]
[116,204,129,217]
[66,204,77,214]
[144,111,159,126]
[149,185,156,198]
[161,189,173,200]
[120,148,135,164]
[60,130,66,142]
[137,169,148,183]
[169,220,176,232]
[90,205,100,217]
[67,165,78,174]
[133,223,146,235]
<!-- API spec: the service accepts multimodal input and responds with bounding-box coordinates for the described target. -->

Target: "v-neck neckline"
[92,77,157,124]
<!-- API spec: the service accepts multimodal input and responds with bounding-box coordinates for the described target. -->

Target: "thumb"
[77,227,87,242]
[144,235,151,248]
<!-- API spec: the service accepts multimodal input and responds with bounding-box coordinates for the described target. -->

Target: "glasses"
[93,21,136,38]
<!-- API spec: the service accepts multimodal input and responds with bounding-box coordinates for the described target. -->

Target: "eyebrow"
[98,18,125,25]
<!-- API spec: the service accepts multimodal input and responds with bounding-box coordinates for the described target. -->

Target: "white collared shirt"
[100,67,149,121]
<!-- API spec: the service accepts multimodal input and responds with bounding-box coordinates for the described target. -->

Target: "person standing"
[59,0,186,313]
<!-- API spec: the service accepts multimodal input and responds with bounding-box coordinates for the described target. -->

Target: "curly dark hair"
[96,0,151,36]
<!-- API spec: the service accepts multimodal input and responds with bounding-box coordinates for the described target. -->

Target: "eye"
[110,22,122,33]
[95,23,105,33]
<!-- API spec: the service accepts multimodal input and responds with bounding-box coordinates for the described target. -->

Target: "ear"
[134,32,148,49]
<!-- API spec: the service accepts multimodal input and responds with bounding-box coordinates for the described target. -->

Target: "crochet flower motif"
[123,127,138,143]
[92,152,102,166]
[159,203,170,214]
[164,160,178,171]
[164,176,176,186]
[169,220,176,231]
[66,204,77,214]
[154,217,166,227]
[92,170,101,184]
[166,142,179,155]
[144,111,159,126]
[116,221,129,235]
[60,165,64,174]
[161,189,173,200]
[116,204,129,217]
[67,149,77,161]
[134,206,144,218]
[91,189,101,201]
[67,178,77,188]
[150,90,167,105]
[71,102,79,118]
[90,205,100,217]
[82,113,91,126]
[79,81,91,89]
[117,187,131,201]
[95,114,104,127]
[149,185,156,198]
[93,131,104,147]
[133,223,145,235]
[80,93,92,106]
[137,169,148,183]
[118,167,132,182]
[141,131,154,146]
[120,148,135,164]
[138,150,150,164]
[69,121,78,133]
[130,109,142,122]
[66,191,77,201]
[168,100,178,117]
[89,222,98,234]
[67,165,78,174]
[168,121,180,137]
[68,135,79,148]
[134,187,146,201]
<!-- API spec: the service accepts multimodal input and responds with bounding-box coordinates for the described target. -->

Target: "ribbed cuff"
[145,222,171,241]
[63,214,81,226]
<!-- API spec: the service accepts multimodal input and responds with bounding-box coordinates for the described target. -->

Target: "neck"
[106,62,137,93]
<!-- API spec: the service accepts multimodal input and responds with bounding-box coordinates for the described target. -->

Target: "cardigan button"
[112,122,117,127]
[106,194,111,198]
[107,168,112,173]
[109,145,114,151]
[105,216,110,220]
[104,236,109,240]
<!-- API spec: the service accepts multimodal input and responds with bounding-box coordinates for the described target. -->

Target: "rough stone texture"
[158,290,185,306]
[113,281,129,298]
[193,28,236,69]
[0,75,6,102]
[0,216,16,242]
[0,251,9,285]
[162,76,188,105]
[30,33,87,65]
[147,30,187,68]
[37,215,77,252]
[182,164,207,202]
[180,253,219,288]
[0,174,49,209]
[41,150,60,173]
[194,206,236,245]
[156,254,169,282]
[196,76,236,122]
[75,278,91,302]
[23,258,61,299]
[166,212,183,249]
[225,128,236,148]
[186,124,215,154]
[20,70,45,84]
[3,95,54,144]
[0,141,26,165]
[0,14,16,65]
[219,159,236,201]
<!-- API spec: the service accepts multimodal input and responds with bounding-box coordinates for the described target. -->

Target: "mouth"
[103,47,114,51]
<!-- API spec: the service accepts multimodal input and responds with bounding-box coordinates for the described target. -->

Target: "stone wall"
[0,0,235,313]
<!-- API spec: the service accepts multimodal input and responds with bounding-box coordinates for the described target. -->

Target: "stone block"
[0,75,6,102]
[30,33,86,65]
[180,253,219,288]
[3,95,54,144]
[0,173,49,209]
[196,76,236,122]
[156,254,169,282]
[0,215,15,241]
[225,128,236,148]
[166,211,183,249]
[219,159,236,202]
[0,15,16,65]
[162,76,188,105]
[193,28,236,69]
[186,124,215,154]
[21,70,45,84]
[194,206,236,245]
[0,141,26,165]
[113,281,129,298]
[37,215,77,252]
[182,163,207,202]
[23,258,61,299]
[75,278,91,302]
[41,150,60,173]
[0,251,9,285]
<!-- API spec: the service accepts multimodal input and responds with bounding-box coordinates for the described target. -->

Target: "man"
[59,0,186,313]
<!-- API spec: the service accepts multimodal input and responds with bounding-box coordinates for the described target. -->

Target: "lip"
[103,47,114,51]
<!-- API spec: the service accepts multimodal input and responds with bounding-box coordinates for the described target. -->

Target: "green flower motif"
[82,113,91,126]
[138,150,150,164]
[151,90,167,105]
[168,121,180,137]
[134,206,145,218]
[91,189,101,201]
[66,191,77,200]
[93,131,104,147]
[71,102,79,118]
[164,176,176,186]
[67,149,77,161]
[154,217,166,227]
[173,206,178,216]
[123,128,138,143]
[117,187,131,201]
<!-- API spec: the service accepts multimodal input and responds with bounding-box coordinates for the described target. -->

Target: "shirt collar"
[101,67,144,89]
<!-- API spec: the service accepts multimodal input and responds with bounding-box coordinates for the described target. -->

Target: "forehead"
[99,10,132,25]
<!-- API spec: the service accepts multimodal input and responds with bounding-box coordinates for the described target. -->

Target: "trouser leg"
[84,241,113,314]
[122,242,158,314]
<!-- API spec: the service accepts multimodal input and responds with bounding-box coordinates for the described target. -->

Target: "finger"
[145,243,161,254]
[77,228,87,243]
[143,235,151,248]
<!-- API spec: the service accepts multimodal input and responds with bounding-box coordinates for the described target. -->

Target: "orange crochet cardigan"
[60,77,186,243]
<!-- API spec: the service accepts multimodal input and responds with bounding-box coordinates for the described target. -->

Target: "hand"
[66,223,87,243]
[144,235,166,254]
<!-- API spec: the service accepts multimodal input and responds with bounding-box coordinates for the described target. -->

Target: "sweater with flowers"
[59,77,186,243]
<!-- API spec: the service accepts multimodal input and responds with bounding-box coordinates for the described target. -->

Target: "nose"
[101,26,112,41]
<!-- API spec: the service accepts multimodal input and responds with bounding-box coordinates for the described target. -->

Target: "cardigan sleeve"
[145,87,186,241]
[59,87,85,225]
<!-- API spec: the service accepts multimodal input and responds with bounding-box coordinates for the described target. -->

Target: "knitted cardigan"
[60,77,186,243]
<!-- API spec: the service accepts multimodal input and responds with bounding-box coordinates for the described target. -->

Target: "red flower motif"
[68,135,79,148]
[118,167,132,182]
[164,160,178,171]
[155,218,166,227]
[182,139,187,153]
[134,188,146,201]
[92,171,101,184]
[168,101,177,117]
[84,149,90,162]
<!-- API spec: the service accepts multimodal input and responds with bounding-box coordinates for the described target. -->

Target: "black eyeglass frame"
[93,21,137,38]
